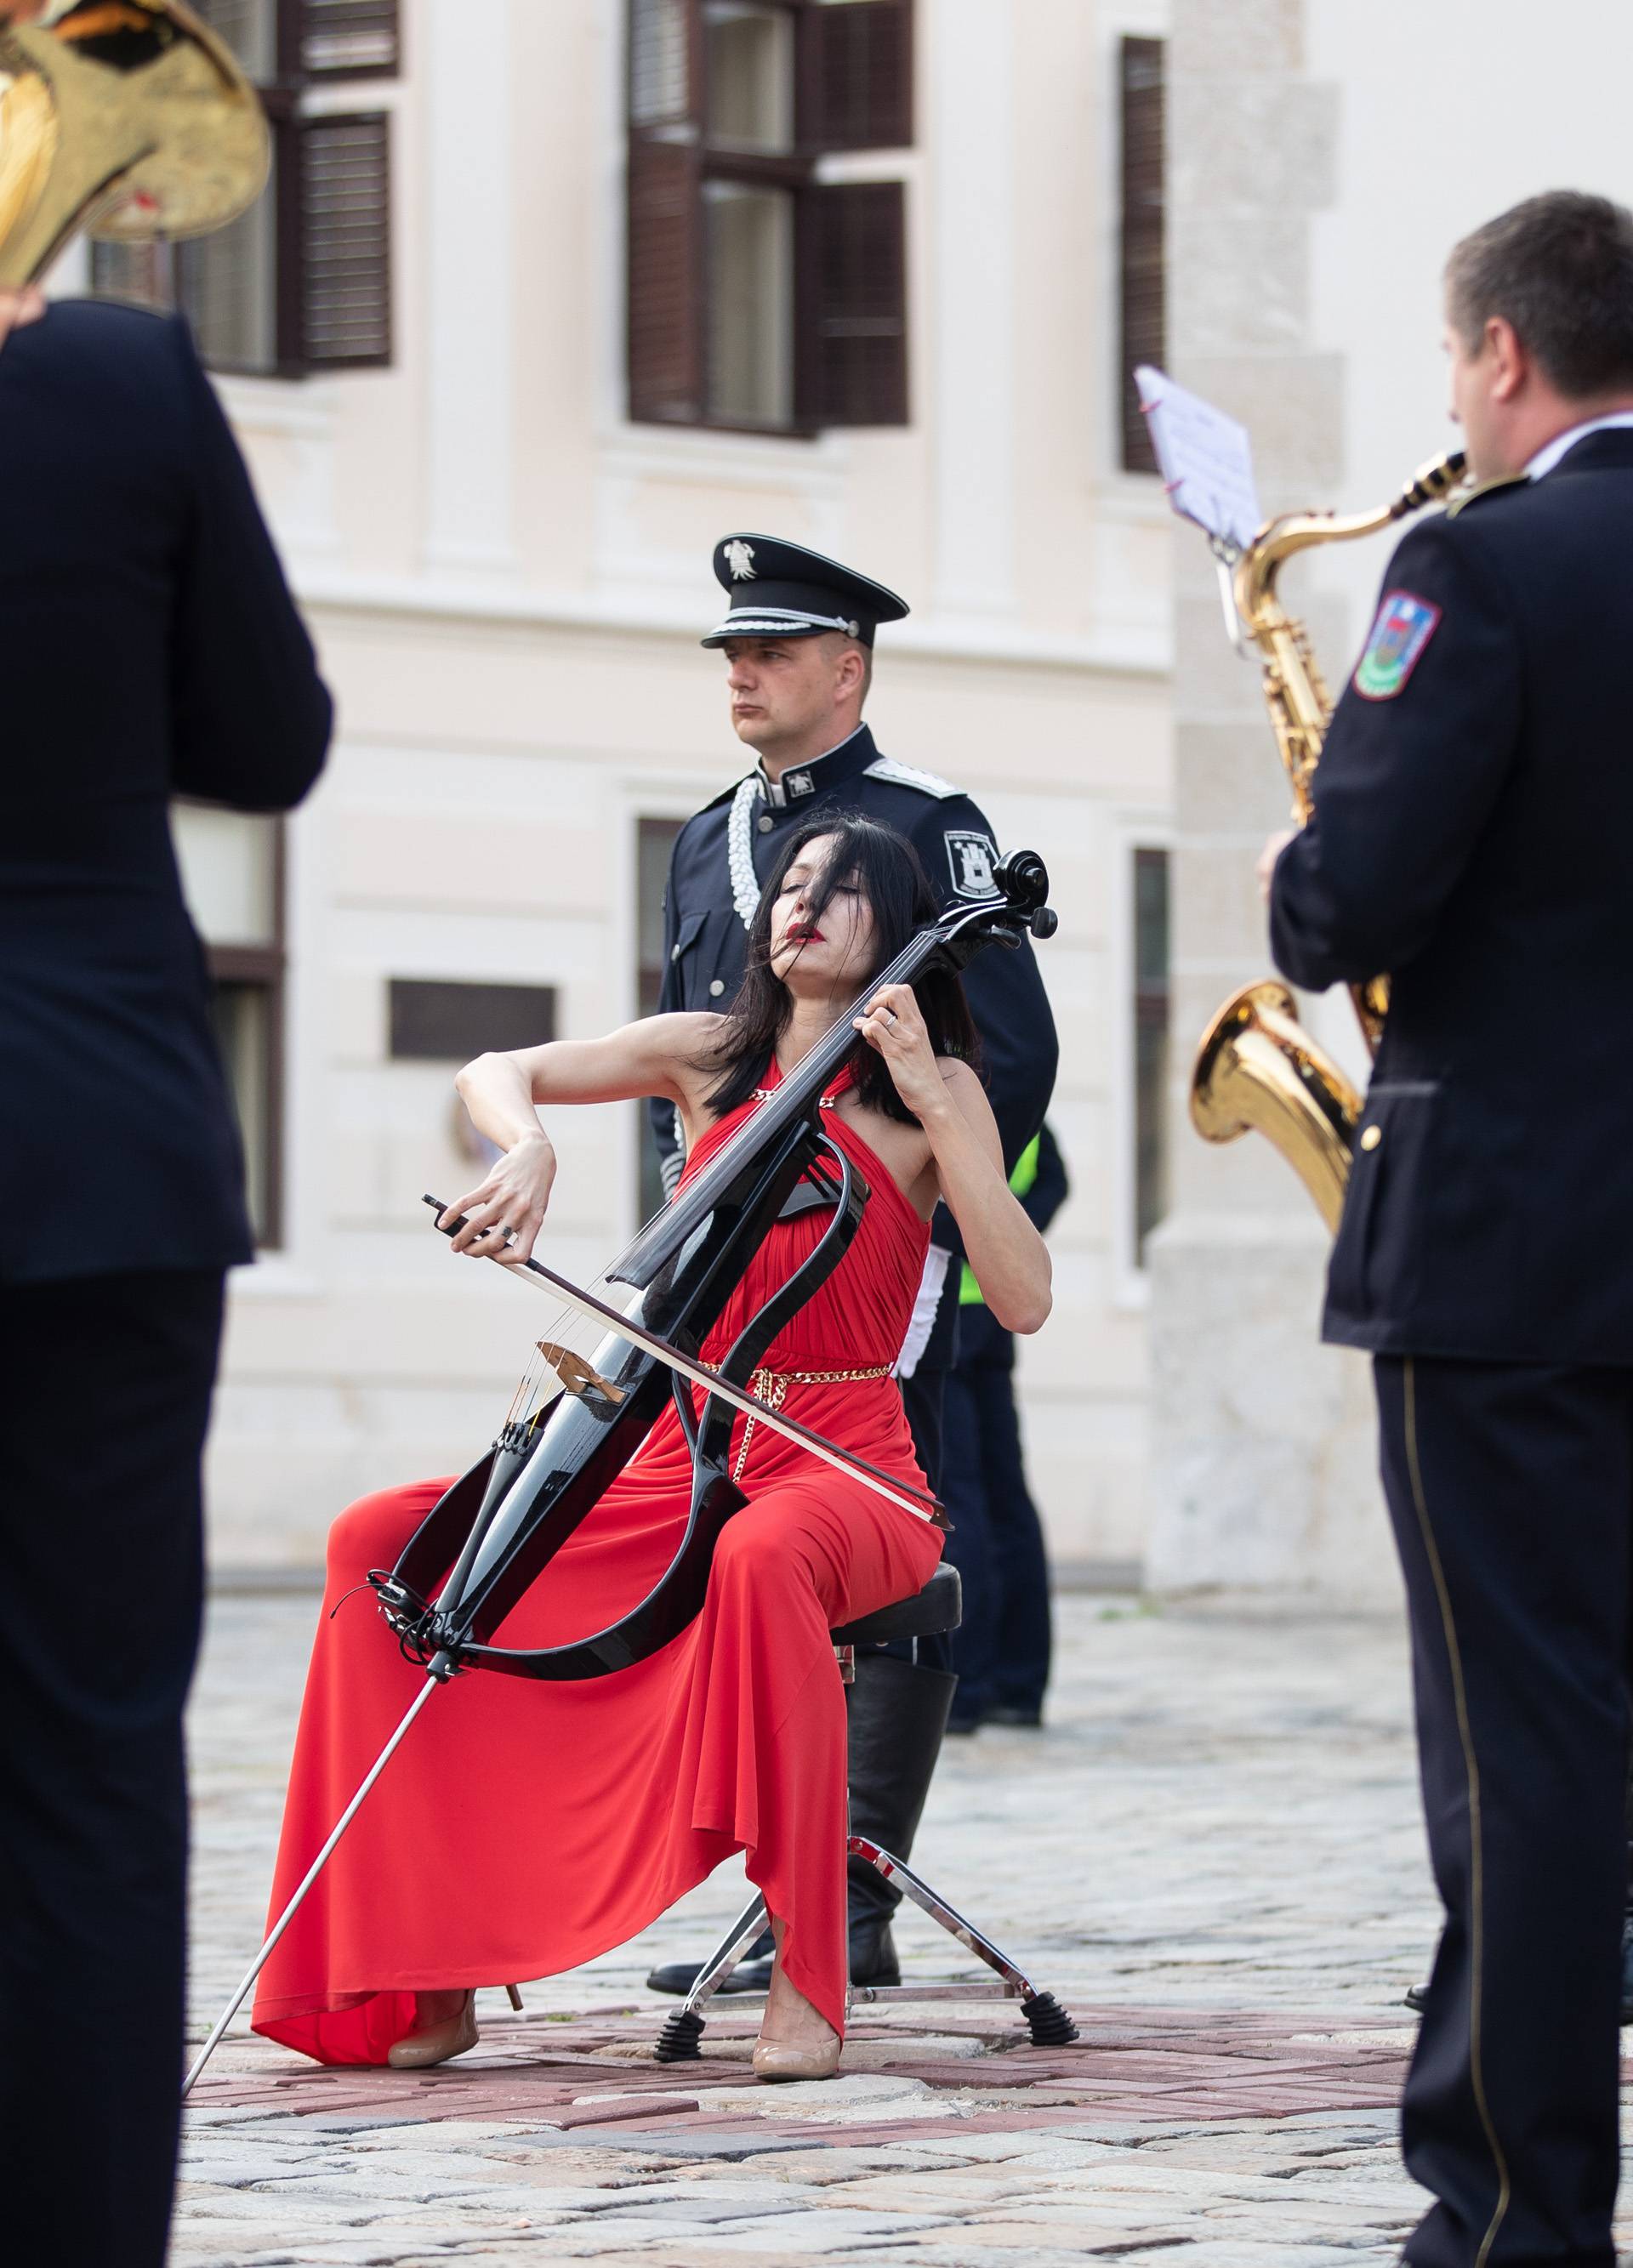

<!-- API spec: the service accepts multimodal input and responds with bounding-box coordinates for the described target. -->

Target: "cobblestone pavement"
[177,1589,1633,2265]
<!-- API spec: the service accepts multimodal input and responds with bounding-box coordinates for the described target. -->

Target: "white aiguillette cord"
[424,1197,944,1527]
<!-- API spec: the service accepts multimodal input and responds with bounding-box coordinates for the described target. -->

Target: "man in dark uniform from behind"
[1264,191,1633,2268]
[647,537,1058,1997]
[0,284,332,2265]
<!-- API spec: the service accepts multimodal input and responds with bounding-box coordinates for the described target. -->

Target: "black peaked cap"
[702,533,910,649]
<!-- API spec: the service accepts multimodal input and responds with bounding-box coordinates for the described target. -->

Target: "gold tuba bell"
[0,0,267,285]
[1189,452,1468,1231]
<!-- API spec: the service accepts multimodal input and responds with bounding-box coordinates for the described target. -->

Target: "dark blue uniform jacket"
[651,724,1057,1366]
[1271,429,1633,1363]
[0,303,333,1286]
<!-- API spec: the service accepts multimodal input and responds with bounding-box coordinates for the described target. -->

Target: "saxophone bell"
[1191,981,1361,1236]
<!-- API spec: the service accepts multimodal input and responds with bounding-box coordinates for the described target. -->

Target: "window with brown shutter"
[1118,35,1165,475]
[809,179,907,425]
[1132,844,1170,1260]
[299,112,393,367]
[301,0,401,78]
[628,143,704,422]
[806,0,911,151]
[89,0,395,378]
[626,0,913,436]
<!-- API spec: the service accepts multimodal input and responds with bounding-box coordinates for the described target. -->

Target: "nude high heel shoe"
[751,2032,842,2083]
[753,1921,842,2083]
[386,1989,479,2070]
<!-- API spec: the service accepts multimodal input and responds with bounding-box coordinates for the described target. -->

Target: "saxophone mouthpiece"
[1397,451,1468,515]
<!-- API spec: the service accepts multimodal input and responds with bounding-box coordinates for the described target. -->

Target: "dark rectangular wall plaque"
[389,980,557,1061]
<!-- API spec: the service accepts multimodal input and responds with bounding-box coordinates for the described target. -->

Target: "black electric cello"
[183,849,1056,2090]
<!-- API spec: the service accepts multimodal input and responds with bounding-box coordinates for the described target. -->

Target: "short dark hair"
[698,813,979,1124]
[1446,190,1633,399]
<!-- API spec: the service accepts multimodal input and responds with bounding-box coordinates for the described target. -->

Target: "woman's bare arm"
[441,1014,720,1265]
[923,1062,1052,1333]
[851,986,1052,1335]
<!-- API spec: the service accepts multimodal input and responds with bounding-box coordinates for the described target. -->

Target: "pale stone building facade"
[119,0,1179,1572]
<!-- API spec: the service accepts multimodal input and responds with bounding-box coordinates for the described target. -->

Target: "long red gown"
[252,1070,943,2063]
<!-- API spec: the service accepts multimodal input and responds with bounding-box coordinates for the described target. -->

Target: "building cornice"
[291,569,1172,680]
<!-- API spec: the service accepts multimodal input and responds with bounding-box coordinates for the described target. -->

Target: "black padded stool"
[654,1564,1078,2061]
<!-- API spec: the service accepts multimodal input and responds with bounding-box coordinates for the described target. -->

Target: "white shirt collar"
[1524,412,1633,482]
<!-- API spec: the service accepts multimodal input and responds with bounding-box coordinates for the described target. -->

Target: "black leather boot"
[845,1651,959,1988]
[646,1927,773,1998]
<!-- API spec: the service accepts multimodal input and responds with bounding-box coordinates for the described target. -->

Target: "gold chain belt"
[708,1362,895,1481]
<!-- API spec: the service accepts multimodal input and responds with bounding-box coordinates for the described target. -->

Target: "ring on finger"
[879,1006,897,1026]
[503,1231,521,1249]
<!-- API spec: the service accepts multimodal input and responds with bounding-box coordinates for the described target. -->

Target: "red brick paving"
[189,2000,1414,2134]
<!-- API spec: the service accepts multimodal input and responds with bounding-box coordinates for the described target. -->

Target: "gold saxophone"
[1189,451,1467,1231]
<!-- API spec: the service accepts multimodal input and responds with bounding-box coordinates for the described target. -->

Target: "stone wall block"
[1146,1220,1398,1600]
[1172,836,1273,967]
[1174,586,1271,719]
[1169,82,1337,226]
[1175,718,1300,836]
[1170,0,1303,77]
[1172,204,1312,353]
[1176,355,1345,497]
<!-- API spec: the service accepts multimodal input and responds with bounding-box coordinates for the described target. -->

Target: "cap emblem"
[723,539,758,582]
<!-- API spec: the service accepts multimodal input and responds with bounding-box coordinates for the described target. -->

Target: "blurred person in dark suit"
[0,276,332,2266]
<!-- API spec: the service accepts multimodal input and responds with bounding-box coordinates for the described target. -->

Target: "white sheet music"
[1135,365,1263,554]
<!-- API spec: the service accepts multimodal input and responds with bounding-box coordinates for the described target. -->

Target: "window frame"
[626,0,913,441]
[89,1,395,381]
[1115,28,1166,478]
[1112,820,1173,1301]
[178,805,289,1253]
[633,811,688,1224]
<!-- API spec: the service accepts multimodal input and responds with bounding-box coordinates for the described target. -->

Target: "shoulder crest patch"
[945,829,999,900]
[1353,589,1442,701]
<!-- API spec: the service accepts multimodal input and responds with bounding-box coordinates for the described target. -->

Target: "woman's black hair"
[698,813,982,1123]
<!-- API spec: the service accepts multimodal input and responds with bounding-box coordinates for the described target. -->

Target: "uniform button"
[757,815,774,833]
[669,943,681,962]
[708,979,725,997]
[1359,1124,1382,1151]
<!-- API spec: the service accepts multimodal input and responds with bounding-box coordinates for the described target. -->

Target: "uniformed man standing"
[1263,190,1633,2268]
[646,536,1057,1998]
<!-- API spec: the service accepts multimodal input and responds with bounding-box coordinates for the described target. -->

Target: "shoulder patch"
[944,828,999,900]
[1445,472,1529,520]
[1353,590,1442,701]
[863,754,960,800]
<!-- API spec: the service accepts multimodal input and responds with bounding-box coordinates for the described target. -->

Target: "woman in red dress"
[252,817,1051,2083]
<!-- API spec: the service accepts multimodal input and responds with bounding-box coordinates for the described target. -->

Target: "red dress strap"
[679,1055,857,1190]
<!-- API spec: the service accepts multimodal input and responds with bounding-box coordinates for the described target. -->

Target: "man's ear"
[833,640,867,704]
[1487,315,1527,404]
